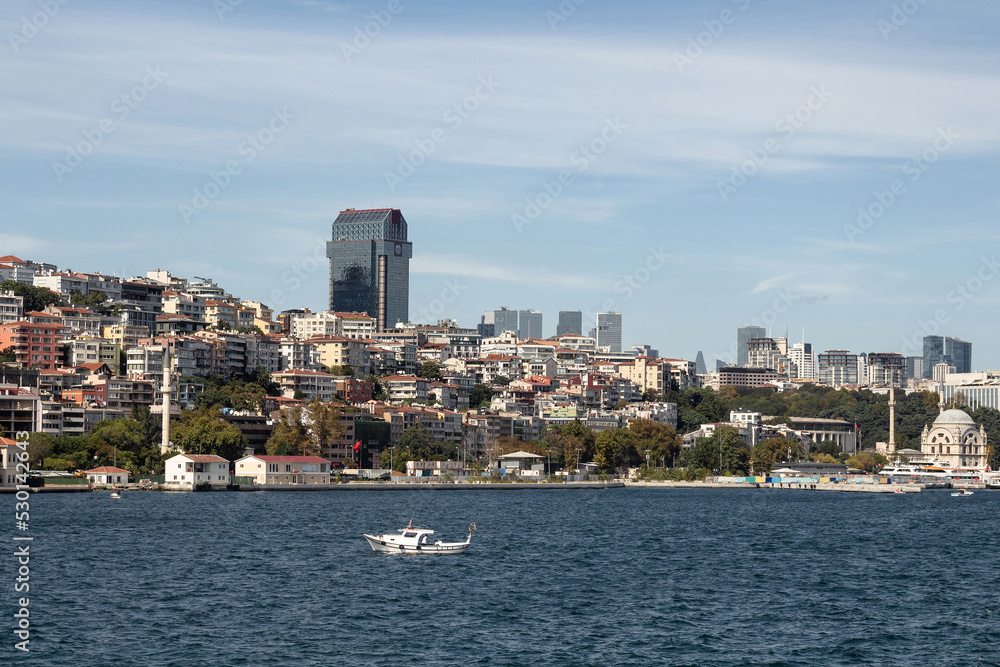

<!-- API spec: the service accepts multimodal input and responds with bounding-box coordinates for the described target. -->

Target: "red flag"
[353,440,361,453]
[854,422,859,432]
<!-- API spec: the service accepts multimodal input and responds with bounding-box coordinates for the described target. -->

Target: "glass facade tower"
[326,208,412,332]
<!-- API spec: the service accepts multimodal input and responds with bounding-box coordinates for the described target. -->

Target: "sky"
[3,0,999,368]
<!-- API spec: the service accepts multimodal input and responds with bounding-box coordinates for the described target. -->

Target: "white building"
[0,291,23,324]
[163,453,230,487]
[84,466,130,486]
[919,409,988,469]
[788,342,815,380]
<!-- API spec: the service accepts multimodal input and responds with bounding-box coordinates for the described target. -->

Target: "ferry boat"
[363,521,475,554]
[878,462,990,484]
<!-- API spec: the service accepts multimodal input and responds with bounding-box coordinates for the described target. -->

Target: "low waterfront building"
[84,466,130,486]
[0,437,21,487]
[234,455,331,485]
[164,453,230,487]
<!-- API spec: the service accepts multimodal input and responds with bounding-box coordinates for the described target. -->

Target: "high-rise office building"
[694,351,707,375]
[557,310,583,336]
[922,335,945,379]
[817,350,859,387]
[488,307,519,336]
[518,310,543,340]
[905,356,925,380]
[737,326,766,366]
[326,208,412,332]
[595,312,622,353]
[945,337,972,374]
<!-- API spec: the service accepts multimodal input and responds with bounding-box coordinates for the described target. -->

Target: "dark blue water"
[9,488,1000,665]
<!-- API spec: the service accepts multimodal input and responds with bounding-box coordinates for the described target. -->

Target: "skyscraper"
[737,326,766,366]
[489,307,518,336]
[922,335,945,379]
[788,342,814,379]
[518,310,543,340]
[694,351,707,375]
[945,337,972,374]
[557,310,583,336]
[326,208,412,332]
[595,311,622,353]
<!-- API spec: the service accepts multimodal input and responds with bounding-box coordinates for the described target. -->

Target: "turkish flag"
[353,440,361,453]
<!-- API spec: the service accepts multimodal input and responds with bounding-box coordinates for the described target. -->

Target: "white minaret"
[160,347,172,454]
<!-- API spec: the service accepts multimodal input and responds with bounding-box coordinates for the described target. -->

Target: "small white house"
[164,454,230,487]
[84,466,130,486]
[234,455,331,486]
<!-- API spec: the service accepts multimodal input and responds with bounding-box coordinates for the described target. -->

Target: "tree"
[470,383,493,409]
[0,347,15,363]
[641,388,662,402]
[846,451,878,472]
[0,280,60,312]
[628,418,681,467]
[688,426,750,475]
[594,427,636,473]
[171,409,244,462]
[329,365,354,377]
[305,399,345,457]
[812,440,841,457]
[266,408,309,456]
[492,375,512,386]
[419,361,442,381]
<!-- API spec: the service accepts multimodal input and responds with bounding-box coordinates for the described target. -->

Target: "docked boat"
[951,489,974,497]
[363,522,475,554]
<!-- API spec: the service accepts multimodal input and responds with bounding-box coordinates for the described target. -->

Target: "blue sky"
[3,0,999,367]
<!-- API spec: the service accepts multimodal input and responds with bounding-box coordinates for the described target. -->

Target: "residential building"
[0,385,42,434]
[279,339,321,372]
[163,453,230,487]
[162,291,206,321]
[118,279,163,333]
[0,291,23,324]
[817,350,860,388]
[310,336,370,374]
[704,366,783,390]
[204,300,238,329]
[381,375,429,401]
[63,336,119,369]
[102,323,148,352]
[595,311,622,353]
[0,321,66,370]
[866,352,906,388]
[788,342,815,380]
[235,455,331,485]
[556,310,582,336]
[273,369,335,402]
[326,207,412,331]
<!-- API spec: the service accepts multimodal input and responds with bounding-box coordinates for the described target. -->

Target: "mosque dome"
[933,409,975,426]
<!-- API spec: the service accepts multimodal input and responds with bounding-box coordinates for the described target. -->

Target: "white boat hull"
[363,534,470,554]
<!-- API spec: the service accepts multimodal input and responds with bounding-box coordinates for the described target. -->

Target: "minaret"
[160,346,172,454]
[888,387,896,454]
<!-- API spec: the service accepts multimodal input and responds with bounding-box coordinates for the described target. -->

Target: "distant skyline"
[4,0,1000,367]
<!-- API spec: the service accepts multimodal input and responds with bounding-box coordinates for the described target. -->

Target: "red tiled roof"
[85,466,130,474]
[0,255,25,264]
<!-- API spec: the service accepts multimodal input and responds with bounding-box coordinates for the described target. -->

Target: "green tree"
[171,409,244,461]
[0,347,16,363]
[812,440,841,457]
[628,418,681,468]
[594,427,635,473]
[688,426,751,475]
[492,375,512,386]
[0,280,60,312]
[469,384,493,409]
[329,364,354,377]
[266,407,309,455]
[419,361,442,381]
[305,399,345,457]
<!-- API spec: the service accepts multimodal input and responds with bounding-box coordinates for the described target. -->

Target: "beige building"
[235,455,331,485]
[310,336,371,373]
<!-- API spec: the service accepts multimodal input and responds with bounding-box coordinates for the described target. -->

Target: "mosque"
[878,389,989,469]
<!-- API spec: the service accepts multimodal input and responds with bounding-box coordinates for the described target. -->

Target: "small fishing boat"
[951,489,974,497]
[893,488,905,494]
[110,490,122,499]
[363,521,475,554]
